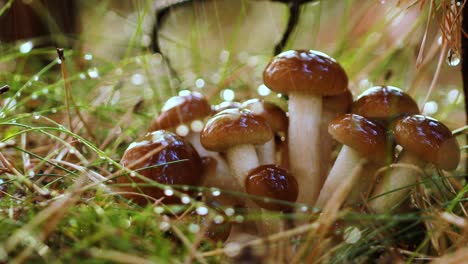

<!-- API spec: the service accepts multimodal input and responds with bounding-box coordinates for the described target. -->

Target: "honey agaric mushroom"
[150,92,238,196]
[263,50,348,205]
[321,90,353,183]
[242,99,288,165]
[245,164,298,235]
[118,130,203,205]
[245,165,298,211]
[212,101,242,114]
[200,108,273,189]
[351,85,419,126]
[369,115,460,213]
[316,114,390,208]
[150,91,211,155]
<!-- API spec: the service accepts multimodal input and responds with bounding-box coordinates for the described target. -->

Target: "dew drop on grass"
[79,73,86,80]
[234,215,244,223]
[447,50,460,66]
[176,125,189,137]
[211,188,221,197]
[220,89,235,101]
[159,221,171,231]
[130,172,136,177]
[343,226,361,244]
[214,215,224,224]
[42,88,48,94]
[190,120,204,133]
[31,93,38,100]
[181,195,191,204]
[28,170,35,177]
[225,208,235,216]
[224,242,241,257]
[164,188,174,197]
[300,205,308,212]
[182,185,190,191]
[33,75,39,81]
[84,53,93,61]
[51,108,57,114]
[422,101,438,115]
[195,78,205,89]
[87,68,100,79]
[257,84,271,96]
[196,206,209,216]
[189,223,200,233]
[33,113,40,120]
[19,41,33,54]
[219,50,230,62]
[131,73,145,85]
[447,89,461,104]
[154,206,164,214]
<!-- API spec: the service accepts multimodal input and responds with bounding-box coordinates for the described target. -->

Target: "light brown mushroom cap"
[150,91,211,131]
[241,99,288,133]
[393,115,460,170]
[200,108,273,152]
[263,50,348,96]
[351,86,419,122]
[323,89,353,114]
[245,164,298,211]
[328,114,389,163]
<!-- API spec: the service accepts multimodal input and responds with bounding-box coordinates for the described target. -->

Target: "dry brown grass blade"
[431,246,468,264]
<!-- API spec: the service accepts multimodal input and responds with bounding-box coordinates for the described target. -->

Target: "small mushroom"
[369,115,460,213]
[316,114,390,208]
[242,99,288,165]
[245,164,298,236]
[150,91,211,155]
[201,108,273,189]
[150,92,238,196]
[118,130,203,205]
[351,85,419,126]
[263,50,348,205]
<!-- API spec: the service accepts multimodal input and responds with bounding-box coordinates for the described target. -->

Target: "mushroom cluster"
[117,49,461,241]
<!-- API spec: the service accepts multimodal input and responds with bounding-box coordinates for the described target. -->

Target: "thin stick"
[57,48,73,133]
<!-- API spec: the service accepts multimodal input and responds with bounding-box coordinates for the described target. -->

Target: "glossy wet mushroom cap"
[351,86,419,123]
[212,101,242,114]
[393,115,460,170]
[245,165,298,211]
[118,130,203,204]
[150,91,211,131]
[200,108,273,152]
[263,50,348,96]
[328,114,389,164]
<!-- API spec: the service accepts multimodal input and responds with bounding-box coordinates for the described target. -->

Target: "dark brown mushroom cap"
[245,165,298,211]
[201,108,273,152]
[393,115,460,170]
[150,91,211,131]
[263,50,348,96]
[328,114,390,163]
[118,130,203,204]
[323,89,353,114]
[241,99,288,133]
[351,86,419,122]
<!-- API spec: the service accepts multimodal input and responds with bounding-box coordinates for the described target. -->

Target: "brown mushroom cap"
[150,91,211,131]
[200,108,273,152]
[263,50,348,96]
[328,114,390,163]
[351,86,419,122]
[241,99,288,133]
[245,164,298,211]
[118,130,203,204]
[393,115,460,170]
[323,89,353,114]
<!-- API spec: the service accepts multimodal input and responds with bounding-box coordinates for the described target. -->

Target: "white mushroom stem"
[369,151,425,213]
[256,138,276,165]
[345,162,380,207]
[316,146,366,208]
[288,93,322,205]
[226,144,260,189]
[319,110,338,185]
[187,132,241,194]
